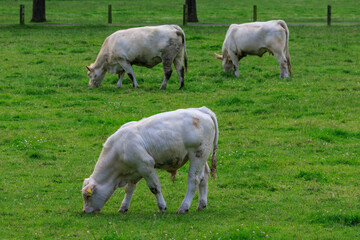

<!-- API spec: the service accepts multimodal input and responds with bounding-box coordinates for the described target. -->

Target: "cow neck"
[91,148,117,185]
[93,45,109,70]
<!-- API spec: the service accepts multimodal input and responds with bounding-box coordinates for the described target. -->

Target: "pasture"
[1,0,360,239]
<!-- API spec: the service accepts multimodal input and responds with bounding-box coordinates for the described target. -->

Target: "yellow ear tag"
[87,187,92,196]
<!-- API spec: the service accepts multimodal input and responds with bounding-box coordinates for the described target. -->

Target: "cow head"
[82,178,114,213]
[86,65,106,88]
[215,53,234,74]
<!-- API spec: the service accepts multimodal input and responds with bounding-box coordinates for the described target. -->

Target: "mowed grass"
[1,2,360,239]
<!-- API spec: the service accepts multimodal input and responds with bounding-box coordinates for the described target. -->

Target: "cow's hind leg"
[197,162,209,211]
[160,48,178,90]
[116,70,125,88]
[119,182,137,213]
[174,55,185,89]
[119,60,139,88]
[160,61,173,90]
[177,150,207,214]
[273,51,289,78]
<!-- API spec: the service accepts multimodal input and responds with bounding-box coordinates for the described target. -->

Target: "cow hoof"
[176,208,189,214]
[196,205,206,211]
[116,84,122,88]
[196,201,207,211]
[160,86,167,90]
[118,208,128,213]
[158,206,167,213]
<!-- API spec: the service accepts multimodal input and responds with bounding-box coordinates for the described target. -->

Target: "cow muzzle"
[88,83,100,88]
[83,208,100,213]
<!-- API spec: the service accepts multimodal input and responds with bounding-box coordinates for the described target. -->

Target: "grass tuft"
[312,212,360,227]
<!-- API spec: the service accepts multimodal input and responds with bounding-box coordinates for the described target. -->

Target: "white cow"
[82,107,218,214]
[216,20,292,78]
[86,25,187,90]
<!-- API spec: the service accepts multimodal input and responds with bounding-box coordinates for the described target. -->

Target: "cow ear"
[215,53,223,60]
[83,178,90,187]
[86,66,94,72]
[82,184,96,197]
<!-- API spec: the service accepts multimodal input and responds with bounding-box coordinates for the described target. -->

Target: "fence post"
[253,5,257,22]
[20,4,25,25]
[183,4,188,26]
[108,5,112,24]
[327,5,331,26]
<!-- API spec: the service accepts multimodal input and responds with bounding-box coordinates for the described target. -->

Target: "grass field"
[1,0,360,25]
[1,1,360,239]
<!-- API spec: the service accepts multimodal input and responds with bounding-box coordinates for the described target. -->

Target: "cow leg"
[119,61,139,88]
[274,51,289,78]
[160,64,172,90]
[138,164,167,212]
[116,70,125,88]
[228,51,239,77]
[160,53,174,90]
[119,182,137,213]
[197,162,209,211]
[174,55,185,89]
[177,150,207,214]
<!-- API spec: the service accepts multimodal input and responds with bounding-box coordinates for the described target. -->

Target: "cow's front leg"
[116,70,125,88]
[234,66,239,78]
[228,52,239,78]
[119,182,137,213]
[160,62,173,90]
[138,165,167,212]
[119,60,139,88]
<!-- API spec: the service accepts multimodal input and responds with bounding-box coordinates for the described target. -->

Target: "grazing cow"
[215,20,292,78]
[86,25,187,90]
[82,107,218,214]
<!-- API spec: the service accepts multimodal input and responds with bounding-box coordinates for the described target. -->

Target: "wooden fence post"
[108,5,112,24]
[327,5,331,26]
[20,4,25,25]
[253,5,257,22]
[183,4,188,26]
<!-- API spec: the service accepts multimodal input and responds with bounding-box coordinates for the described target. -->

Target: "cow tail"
[184,36,188,72]
[279,20,292,76]
[198,107,218,179]
[210,113,218,179]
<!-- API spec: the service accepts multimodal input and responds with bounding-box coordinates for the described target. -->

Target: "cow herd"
[82,20,292,214]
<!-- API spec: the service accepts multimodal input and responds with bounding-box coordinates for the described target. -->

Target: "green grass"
[1,0,360,25]
[1,1,360,239]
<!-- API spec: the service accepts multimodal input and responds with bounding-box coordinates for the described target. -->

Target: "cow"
[215,20,292,78]
[86,25,187,90]
[82,107,218,214]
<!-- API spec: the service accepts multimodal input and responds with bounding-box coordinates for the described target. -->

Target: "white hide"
[82,107,218,214]
[216,20,292,78]
[86,25,187,90]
